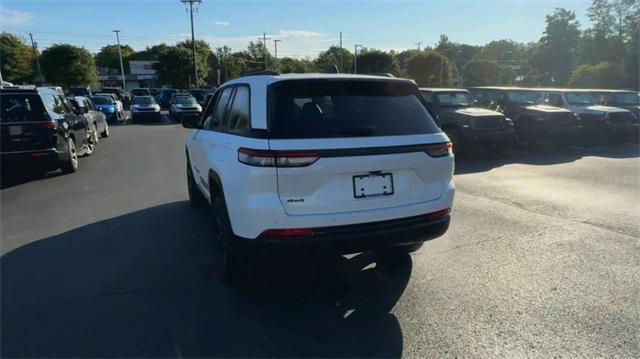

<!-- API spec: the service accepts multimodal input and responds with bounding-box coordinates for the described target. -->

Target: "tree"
[314,46,353,73]
[529,8,581,85]
[462,60,501,86]
[405,51,453,86]
[277,57,314,73]
[568,61,624,88]
[176,40,211,86]
[155,45,193,88]
[354,49,399,75]
[95,44,135,73]
[396,49,423,74]
[40,44,98,87]
[130,44,171,61]
[0,32,35,83]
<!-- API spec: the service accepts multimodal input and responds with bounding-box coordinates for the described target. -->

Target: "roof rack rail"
[240,70,280,77]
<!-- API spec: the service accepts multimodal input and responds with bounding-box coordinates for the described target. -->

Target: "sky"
[0,0,592,59]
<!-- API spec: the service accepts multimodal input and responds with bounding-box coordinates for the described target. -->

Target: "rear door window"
[268,80,439,139]
[223,86,251,133]
[0,94,49,122]
[202,87,233,131]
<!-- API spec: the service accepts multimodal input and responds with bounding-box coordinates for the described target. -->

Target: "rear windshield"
[92,96,113,105]
[268,80,439,139]
[0,94,48,123]
[134,96,156,105]
[175,96,197,105]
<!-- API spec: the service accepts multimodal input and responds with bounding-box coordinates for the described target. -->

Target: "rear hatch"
[267,79,453,216]
[1,93,56,153]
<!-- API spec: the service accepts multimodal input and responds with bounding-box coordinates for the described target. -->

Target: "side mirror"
[182,114,201,129]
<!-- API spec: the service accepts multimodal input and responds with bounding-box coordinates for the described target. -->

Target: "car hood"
[523,104,571,113]
[451,107,504,117]
[572,105,629,114]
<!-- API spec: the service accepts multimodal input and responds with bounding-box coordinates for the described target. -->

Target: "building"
[97,60,159,90]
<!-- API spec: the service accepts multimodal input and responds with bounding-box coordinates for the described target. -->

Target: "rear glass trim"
[271,143,446,158]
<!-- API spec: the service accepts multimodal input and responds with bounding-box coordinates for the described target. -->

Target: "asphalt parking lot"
[1,117,638,357]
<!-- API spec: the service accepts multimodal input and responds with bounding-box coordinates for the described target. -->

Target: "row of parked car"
[1,86,116,175]
[128,87,214,122]
[420,87,639,151]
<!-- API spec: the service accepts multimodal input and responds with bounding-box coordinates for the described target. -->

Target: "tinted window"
[0,94,48,122]
[269,80,439,139]
[92,96,113,105]
[420,91,434,103]
[203,88,233,130]
[565,92,595,105]
[436,92,472,106]
[224,86,251,132]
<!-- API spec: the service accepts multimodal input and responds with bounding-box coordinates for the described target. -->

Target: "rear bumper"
[240,214,450,254]
[0,148,64,170]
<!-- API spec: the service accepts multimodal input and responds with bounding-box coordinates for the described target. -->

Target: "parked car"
[94,93,124,118]
[182,73,454,283]
[156,88,178,108]
[131,88,151,97]
[591,89,640,142]
[91,95,123,123]
[71,96,109,138]
[101,87,131,107]
[1,87,94,174]
[535,88,636,141]
[189,89,208,105]
[420,88,516,152]
[69,86,92,97]
[169,94,202,121]
[131,96,162,122]
[468,87,580,145]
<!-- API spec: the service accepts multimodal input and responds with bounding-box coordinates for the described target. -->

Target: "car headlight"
[504,117,514,126]
[107,106,115,113]
[153,104,160,111]
[195,104,202,112]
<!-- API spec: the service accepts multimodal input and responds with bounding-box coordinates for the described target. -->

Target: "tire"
[211,191,241,285]
[83,125,98,156]
[187,160,206,207]
[101,122,110,138]
[60,137,79,174]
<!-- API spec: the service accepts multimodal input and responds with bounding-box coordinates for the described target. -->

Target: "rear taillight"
[238,148,319,167]
[261,228,314,237]
[32,121,57,130]
[425,142,452,157]
[426,208,451,220]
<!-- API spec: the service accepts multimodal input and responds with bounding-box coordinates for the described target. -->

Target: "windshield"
[175,96,197,105]
[132,89,149,96]
[0,94,48,122]
[92,96,113,105]
[612,93,639,105]
[134,96,156,105]
[565,92,595,105]
[505,91,541,104]
[436,92,473,106]
[269,80,440,138]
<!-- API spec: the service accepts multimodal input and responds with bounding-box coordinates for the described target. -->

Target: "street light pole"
[181,0,202,88]
[112,30,126,90]
[354,44,362,73]
[273,39,281,61]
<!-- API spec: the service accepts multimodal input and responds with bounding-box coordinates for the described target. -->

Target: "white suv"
[183,73,455,283]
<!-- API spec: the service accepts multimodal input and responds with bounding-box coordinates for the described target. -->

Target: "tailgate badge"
[286,198,305,203]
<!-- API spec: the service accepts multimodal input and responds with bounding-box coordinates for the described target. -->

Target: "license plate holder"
[353,173,394,199]
[8,126,23,136]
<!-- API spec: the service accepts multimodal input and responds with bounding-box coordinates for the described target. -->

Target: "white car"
[183,73,455,283]
[169,95,202,121]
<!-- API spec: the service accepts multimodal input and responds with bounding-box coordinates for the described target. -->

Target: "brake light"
[425,142,452,157]
[262,228,314,237]
[32,121,57,130]
[426,208,451,220]
[238,148,319,167]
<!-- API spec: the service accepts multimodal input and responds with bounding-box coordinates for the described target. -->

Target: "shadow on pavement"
[1,201,409,357]
[455,143,640,175]
[0,169,65,190]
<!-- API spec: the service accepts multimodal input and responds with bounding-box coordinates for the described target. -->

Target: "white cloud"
[0,6,34,26]
[213,20,230,27]
[275,30,326,39]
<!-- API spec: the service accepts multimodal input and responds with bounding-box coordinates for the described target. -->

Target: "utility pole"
[339,32,343,73]
[415,41,423,51]
[112,30,126,90]
[273,39,281,61]
[27,32,44,85]
[354,44,362,74]
[181,0,202,88]
[261,33,271,70]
